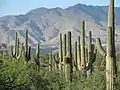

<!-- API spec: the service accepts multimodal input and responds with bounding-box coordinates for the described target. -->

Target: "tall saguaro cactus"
[80,21,86,76]
[63,34,67,72]
[24,30,31,62]
[34,43,40,72]
[77,36,81,70]
[87,31,93,76]
[25,30,28,60]
[81,21,86,69]
[59,33,63,71]
[74,41,77,70]
[96,0,116,89]
[49,51,52,71]
[108,0,117,77]
[65,31,72,82]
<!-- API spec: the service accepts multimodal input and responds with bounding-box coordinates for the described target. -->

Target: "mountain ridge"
[0,3,120,52]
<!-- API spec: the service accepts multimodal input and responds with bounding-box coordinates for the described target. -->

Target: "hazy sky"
[0,0,120,17]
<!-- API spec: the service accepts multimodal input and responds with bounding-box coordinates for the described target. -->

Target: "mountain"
[0,4,120,53]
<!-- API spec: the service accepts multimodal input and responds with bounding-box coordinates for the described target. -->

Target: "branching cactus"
[86,31,96,76]
[65,31,72,83]
[11,32,23,59]
[96,0,116,89]
[108,0,117,77]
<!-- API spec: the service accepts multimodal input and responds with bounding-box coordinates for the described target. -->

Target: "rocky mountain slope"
[0,4,120,52]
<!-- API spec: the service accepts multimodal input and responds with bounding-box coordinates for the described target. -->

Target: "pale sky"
[0,0,120,17]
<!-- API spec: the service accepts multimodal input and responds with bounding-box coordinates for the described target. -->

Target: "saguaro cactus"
[74,41,77,70]
[11,32,23,59]
[96,0,117,89]
[49,51,52,71]
[80,21,86,76]
[108,0,117,77]
[24,30,31,62]
[59,33,63,71]
[63,34,67,72]
[77,36,81,70]
[34,43,40,72]
[97,27,114,90]
[87,31,94,76]
[65,31,72,82]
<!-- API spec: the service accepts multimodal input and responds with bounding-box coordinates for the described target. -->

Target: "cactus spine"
[77,36,81,70]
[65,31,72,82]
[96,0,116,89]
[59,33,63,71]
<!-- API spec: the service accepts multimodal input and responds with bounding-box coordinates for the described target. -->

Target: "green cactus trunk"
[80,21,86,76]
[96,0,117,88]
[74,41,77,70]
[25,30,28,61]
[35,43,40,72]
[59,33,63,71]
[108,0,117,78]
[77,36,81,70]
[15,32,18,56]
[49,51,52,71]
[36,43,40,57]
[63,34,67,73]
[17,38,19,56]
[65,31,72,83]
[107,0,116,89]
[53,54,58,70]
[106,27,114,90]
[87,31,92,76]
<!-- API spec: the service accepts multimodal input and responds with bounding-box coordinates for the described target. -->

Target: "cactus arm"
[16,43,24,59]
[96,38,106,56]
[11,45,15,57]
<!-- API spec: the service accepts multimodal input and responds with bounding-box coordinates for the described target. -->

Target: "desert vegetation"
[0,0,120,90]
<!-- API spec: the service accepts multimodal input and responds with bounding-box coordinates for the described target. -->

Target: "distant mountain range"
[0,4,120,53]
